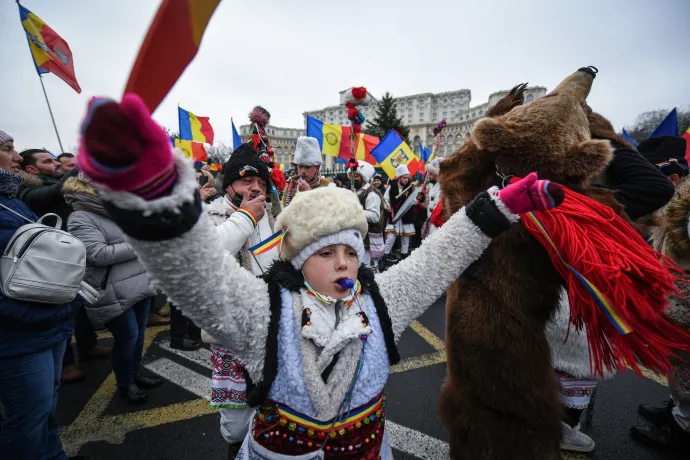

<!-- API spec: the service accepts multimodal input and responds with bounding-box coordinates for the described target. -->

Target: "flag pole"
[38,75,65,153]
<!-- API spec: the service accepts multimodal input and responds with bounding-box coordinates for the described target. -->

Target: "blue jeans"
[0,340,68,460]
[106,298,152,388]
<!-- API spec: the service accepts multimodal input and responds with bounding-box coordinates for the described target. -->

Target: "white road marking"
[156,341,212,370]
[145,355,451,459]
[145,358,210,400]
[386,420,449,460]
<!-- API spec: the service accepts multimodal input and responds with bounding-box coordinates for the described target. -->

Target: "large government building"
[242,85,547,171]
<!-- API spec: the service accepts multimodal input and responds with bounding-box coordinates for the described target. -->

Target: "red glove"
[77,93,176,199]
[496,172,564,215]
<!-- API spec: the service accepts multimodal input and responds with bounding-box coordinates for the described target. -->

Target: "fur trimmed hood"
[19,171,44,188]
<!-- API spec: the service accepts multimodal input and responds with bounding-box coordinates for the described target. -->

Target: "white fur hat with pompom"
[293,137,323,166]
[276,187,368,269]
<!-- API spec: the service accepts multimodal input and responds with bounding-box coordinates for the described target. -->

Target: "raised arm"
[376,175,564,341]
[76,94,270,381]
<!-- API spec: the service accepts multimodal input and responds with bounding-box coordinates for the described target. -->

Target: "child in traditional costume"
[76,93,564,460]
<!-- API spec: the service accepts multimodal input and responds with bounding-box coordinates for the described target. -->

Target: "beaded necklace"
[303,278,362,307]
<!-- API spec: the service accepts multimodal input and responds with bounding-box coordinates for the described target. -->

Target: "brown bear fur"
[437,68,618,460]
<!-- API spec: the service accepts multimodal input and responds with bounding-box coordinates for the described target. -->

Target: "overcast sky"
[1,0,689,153]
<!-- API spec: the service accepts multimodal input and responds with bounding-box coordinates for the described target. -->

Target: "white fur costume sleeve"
[376,191,519,341]
[98,153,270,382]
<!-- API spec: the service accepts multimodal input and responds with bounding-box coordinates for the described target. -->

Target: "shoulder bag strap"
[0,202,35,224]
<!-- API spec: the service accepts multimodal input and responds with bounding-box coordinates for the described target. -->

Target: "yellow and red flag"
[370,130,424,179]
[682,126,690,162]
[171,137,207,162]
[18,4,81,93]
[125,0,221,112]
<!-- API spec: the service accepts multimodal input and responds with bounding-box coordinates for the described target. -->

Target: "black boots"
[638,400,675,426]
[170,337,202,351]
[118,384,148,405]
[135,375,164,389]
[632,400,690,451]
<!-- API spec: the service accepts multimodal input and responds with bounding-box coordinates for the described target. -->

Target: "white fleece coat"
[100,152,519,422]
[358,183,382,224]
[205,195,279,275]
[545,289,615,380]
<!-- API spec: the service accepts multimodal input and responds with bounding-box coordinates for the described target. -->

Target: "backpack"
[0,203,86,304]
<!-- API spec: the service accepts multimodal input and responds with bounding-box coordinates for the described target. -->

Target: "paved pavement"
[57,297,686,460]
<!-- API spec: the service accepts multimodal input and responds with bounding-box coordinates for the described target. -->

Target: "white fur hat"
[275,187,368,269]
[350,160,376,183]
[426,158,441,175]
[395,164,410,178]
[294,137,323,166]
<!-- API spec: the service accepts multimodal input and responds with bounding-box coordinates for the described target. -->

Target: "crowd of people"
[0,87,688,460]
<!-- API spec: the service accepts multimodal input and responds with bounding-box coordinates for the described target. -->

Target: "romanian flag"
[179,107,214,144]
[210,163,222,171]
[306,116,379,166]
[370,130,424,179]
[124,0,221,112]
[249,231,285,256]
[18,4,81,93]
[173,137,207,162]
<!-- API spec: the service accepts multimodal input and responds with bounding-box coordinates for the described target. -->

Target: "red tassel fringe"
[522,187,690,378]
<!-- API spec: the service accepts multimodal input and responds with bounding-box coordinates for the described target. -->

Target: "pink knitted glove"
[496,172,564,215]
[77,93,176,199]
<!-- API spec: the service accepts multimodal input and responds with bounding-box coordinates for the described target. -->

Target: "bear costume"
[436,67,687,460]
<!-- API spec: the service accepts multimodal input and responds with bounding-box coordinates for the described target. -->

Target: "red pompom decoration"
[348,107,359,120]
[352,87,367,100]
[347,157,358,170]
[353,124,362,134]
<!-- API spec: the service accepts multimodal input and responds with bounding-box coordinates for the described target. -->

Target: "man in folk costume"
[282,137,329,207]
[420,158,442,238]
[383,164,417,261]
[204,143,282,458]
[350,160,385,271]
[632,136,690,451]
[75,93,565,460]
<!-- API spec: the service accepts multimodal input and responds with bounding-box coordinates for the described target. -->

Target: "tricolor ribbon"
[525,212,633,335]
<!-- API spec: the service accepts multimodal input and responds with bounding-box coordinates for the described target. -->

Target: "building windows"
[447,135,453,145]
[526,94,534,103]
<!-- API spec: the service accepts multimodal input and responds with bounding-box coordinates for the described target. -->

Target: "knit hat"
[372,173,382,181]
[426,158,441,175]
[349,160,375,183]
[221,143,271,190]
[395,164,410,178]
[275,187,368,269]
[293,137,323,166]
[0,131,13,145]
[638,136,689,177]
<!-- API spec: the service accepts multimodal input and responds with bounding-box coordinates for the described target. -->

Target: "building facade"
[239,124,305,169]
[303,86,547,169]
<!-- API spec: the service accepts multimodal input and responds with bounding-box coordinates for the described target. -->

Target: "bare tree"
[625,107,690,143]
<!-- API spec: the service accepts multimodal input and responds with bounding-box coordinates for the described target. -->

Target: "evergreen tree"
[364,92,410,143]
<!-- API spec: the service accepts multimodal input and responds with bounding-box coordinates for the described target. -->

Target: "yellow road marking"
[409,320,445,351]
[391,351,447,374]
[60,325,168,455]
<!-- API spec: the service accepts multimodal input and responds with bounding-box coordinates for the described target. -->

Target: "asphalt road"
[56,297,686,460]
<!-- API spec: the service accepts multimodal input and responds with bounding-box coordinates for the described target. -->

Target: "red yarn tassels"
[522,187,690,378]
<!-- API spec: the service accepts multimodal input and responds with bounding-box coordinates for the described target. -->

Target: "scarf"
[0,168,23,196]
[65,192,109,217]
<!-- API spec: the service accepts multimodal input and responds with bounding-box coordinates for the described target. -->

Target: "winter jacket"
[98,151,519,396]
[595,142,674,220]
[66,201,155,327]
[18,168,79,230]
[426,182,441,219]
[0,194,78,358]
[206,195,279,275]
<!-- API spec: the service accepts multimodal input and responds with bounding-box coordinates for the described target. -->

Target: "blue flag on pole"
[232,118,243,150]
[420,143,432,164]
[648,108,678,138]
[621,128,638,148]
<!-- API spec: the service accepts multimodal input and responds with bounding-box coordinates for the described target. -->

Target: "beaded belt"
[253,393,386,459]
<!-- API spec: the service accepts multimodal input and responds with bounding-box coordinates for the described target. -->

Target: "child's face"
[302,244,359,299]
